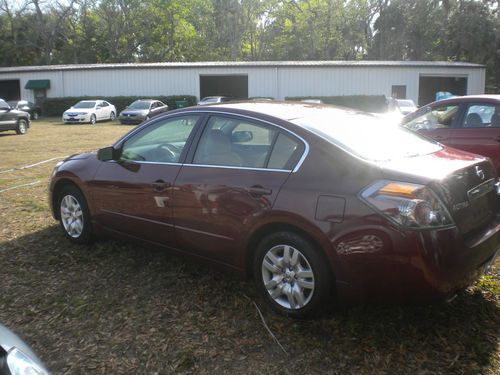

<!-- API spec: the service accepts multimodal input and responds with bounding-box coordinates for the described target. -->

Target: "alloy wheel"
[261,244,315,309]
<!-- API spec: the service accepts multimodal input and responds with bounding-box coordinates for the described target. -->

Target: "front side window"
[404,104,460,131]
[120,115,201,163]
[462,104,499,128]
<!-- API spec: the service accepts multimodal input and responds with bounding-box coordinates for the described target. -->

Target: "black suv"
[0,98,30,135]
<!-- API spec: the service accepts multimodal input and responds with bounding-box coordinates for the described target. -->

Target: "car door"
[172,114,306,267]
[91,114,203,245]
[97,101,109,120]
[403,102,461,144]
[447,102,500,172]
[0,99,15,130]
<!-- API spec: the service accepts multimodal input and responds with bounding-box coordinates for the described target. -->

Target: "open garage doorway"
[0,79,20,100]
[418,76,467,105]
[199,75,248,100]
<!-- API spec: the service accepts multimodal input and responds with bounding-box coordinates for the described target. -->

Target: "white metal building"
[0,61,485,106]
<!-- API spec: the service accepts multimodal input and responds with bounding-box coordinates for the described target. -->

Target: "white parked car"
[62,100,116,124]
[396,99,418,115]
[197,96,230,106]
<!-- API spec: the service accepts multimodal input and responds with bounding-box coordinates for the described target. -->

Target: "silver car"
[0,324,50,375]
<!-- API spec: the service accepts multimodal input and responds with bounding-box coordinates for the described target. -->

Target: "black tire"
[15,118,28,135]
[110,111,115,121]
[90,114,96,125]
[32,111,39,120]
[58,184,93,244]
[253,231,332,318]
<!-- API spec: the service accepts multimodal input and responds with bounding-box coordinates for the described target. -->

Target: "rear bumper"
[333,217,500,305]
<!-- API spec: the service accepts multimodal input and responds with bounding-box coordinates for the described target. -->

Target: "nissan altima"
[49,102,500,317]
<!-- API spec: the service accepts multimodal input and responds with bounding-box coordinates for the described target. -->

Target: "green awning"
[25,79,50,89]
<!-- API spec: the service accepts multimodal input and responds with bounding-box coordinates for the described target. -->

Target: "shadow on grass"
[0,225,498,374]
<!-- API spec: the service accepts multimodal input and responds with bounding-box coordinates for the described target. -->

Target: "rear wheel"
[110,111,115,121]
[253,231,332,318]
[15,119,28,134]
[90,114,96,125]
[32,111,39,120]
[58,185,93,244]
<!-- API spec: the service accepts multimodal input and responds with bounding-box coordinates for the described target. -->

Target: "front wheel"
[16,119,28,134]
[253,231,332,318]
[90,114,96,125]
[58,185,93,244]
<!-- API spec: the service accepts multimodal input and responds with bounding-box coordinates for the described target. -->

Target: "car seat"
[464,113,483,128]
[195,129,242,167]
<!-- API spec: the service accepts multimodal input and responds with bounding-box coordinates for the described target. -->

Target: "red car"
[402,95,500,173]
[49,102,500,318]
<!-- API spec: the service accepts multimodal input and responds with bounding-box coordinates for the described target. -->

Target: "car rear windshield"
[74,101,96,108]
[397,100,415,107]
[128,101,151,110]
[292,113,442,162]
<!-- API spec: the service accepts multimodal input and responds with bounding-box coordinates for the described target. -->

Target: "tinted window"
[74,101,96,108]
[404,104,460,131]
[120,115,200,163]
[193,116,277,168]
[462,104,499,128]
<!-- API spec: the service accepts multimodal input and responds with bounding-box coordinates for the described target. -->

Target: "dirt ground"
[0,119,498,374]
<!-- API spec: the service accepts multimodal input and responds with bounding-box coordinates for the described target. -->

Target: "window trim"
[113,110,309,173]
[115,113,207,165]
[457,102,499,129]
[187,112,308,173]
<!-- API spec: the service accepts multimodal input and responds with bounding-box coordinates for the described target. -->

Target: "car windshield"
[201,97,220,103]
[397,100,415,108]
[128,101,151,110]
[73,101,96,108]
[292,113,442,162]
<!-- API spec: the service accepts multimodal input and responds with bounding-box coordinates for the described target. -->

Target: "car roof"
[431,95,500,105]
[210,101,370,122]
[133,99,155,103]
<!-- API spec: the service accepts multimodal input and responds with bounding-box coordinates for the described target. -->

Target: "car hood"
[64,152,95,162]
[65,108,93,114]
[377,146,487,182]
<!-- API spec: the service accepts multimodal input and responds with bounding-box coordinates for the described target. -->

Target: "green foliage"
[43,95,197,116]
[285,95,388,113]
[0,0,498,89]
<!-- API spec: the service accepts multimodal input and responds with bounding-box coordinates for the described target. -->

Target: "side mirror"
[97,146,118,161]
[232,130,253,143]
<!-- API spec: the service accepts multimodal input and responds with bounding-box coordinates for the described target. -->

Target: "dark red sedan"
[402,95,500,174]
[49,102,500,317]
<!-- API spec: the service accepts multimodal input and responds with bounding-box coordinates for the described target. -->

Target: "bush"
[285,95,388,113]
[42,95,198,116]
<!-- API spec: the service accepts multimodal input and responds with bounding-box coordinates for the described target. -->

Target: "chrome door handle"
[246,185,272,196]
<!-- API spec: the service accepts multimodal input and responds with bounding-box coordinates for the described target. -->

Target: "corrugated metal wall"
[0,64,485,104]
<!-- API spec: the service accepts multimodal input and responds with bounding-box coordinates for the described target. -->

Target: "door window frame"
[184,112,309,173]
[113,113,207,165]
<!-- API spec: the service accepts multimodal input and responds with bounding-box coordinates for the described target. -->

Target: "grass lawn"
[0,118,499,374]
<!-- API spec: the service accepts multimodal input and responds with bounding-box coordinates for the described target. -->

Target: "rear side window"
[462,104,500,128]
[268,133,302,170]
[193,115,304,170]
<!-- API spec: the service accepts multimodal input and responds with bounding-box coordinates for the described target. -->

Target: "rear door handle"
[246,185,272,196]
[152,179,171,192]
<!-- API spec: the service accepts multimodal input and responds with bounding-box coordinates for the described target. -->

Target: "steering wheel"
[154,143,180,162]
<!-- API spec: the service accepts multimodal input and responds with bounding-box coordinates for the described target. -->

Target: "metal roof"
[0,60,484,74]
